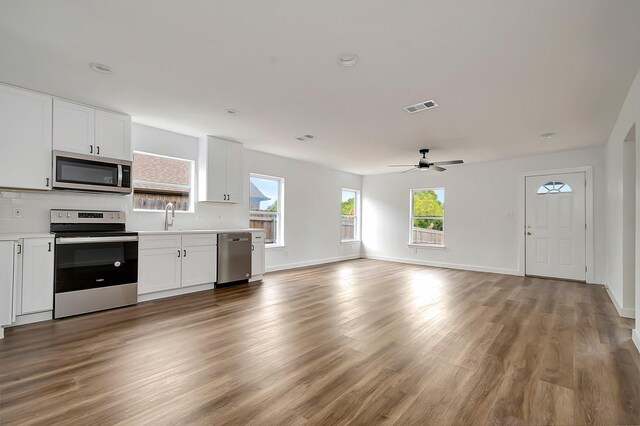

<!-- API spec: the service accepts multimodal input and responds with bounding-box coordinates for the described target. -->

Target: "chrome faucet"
[164,203,176,231]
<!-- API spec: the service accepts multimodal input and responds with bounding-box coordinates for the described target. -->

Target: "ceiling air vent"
[296,134,315,141]
[404,100,438,114]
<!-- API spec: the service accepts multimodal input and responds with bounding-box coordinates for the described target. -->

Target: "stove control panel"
[51,210,126,224]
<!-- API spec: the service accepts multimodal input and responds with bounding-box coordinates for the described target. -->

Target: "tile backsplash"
[0,190,249,234]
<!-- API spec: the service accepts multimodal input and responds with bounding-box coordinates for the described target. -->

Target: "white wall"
[245,150,362,271]
[604,68,640,327]
[362,147,606,282]
[0,123,361,270]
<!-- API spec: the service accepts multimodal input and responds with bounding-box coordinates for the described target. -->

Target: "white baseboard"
[10,311,53,326]
[604,286,635,319]
[633,329,640,354]
[265,254,361,273]
[138,283,215,302]
[362,254,521,276]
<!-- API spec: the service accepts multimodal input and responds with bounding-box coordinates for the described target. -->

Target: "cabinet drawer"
[139,234,182,249]
[182,233,217,247]
[251,232,265,243]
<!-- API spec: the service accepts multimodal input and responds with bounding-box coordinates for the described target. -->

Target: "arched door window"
[536,181,573,194]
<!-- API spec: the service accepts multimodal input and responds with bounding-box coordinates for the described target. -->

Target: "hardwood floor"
[1,259,638,425]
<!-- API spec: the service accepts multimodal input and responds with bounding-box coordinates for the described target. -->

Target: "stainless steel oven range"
[51,209,138,318]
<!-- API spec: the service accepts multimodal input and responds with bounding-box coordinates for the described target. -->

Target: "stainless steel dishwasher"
[217,232,252,286]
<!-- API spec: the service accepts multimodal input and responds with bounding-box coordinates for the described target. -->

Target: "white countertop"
[0,233,53,241]
[135,228,265,236]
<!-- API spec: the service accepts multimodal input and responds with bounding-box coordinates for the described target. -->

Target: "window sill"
[408,243,446,249]
[265,244,286,250]
[341,240,361,244]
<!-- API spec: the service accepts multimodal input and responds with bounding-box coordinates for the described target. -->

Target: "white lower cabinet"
[138,247,182,294]
[181,245,217,287]
[251,232,266,281]
[0,236,55,338]
[21,238,55,314]
[0,242,14,330]
[138,233,217,295]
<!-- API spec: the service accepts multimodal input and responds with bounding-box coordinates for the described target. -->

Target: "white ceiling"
[1,0,639,175]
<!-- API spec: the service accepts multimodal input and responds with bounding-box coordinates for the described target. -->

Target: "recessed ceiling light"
[337,53,359,67]
[540,133,555,139]
[296,134,315,141]
[226,109,239,114]
[88,63,113,74]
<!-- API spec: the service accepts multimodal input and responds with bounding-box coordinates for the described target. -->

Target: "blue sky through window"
[252,176,279,210]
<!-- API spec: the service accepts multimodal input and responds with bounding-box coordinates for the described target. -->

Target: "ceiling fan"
[388,148,464,173]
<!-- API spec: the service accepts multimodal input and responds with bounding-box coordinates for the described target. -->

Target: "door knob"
[527,232,532,235]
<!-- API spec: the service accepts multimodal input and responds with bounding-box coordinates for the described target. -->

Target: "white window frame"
[250,173,285,248]
[409,188,445,248]
[132,151,195,213]
[341,188,361,242]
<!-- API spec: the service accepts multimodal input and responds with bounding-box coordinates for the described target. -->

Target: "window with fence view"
[411,188,445,246]
[133,152,193,211]
[250,174,283,246]
[341,189,359,241]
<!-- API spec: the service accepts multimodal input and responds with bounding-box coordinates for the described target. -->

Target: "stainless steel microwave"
[53,151,132,194]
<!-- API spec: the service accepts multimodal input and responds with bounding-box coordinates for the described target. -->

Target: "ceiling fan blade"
[432,160,464,166]
[388,164,417,167]
[401,167,418,173]
[430,165,446,172]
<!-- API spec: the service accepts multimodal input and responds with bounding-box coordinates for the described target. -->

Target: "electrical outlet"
[13,207,23,218]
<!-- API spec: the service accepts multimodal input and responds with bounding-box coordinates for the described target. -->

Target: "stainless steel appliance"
[53,151,132,194]
[51,209,138,318]
[217,233,251,286]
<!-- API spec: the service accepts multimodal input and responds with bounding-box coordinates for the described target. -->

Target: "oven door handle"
[56,236,138,244]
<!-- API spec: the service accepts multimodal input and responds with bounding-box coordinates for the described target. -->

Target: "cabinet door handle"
[17,244,22,255]
[90,145,93,154]
[183,249,187,257]
[97,146,100,155]
[48,242,52,252]
[45,177,50,187]
[252,244,254,251]
[178,250,181,258]
[227,194,230,201]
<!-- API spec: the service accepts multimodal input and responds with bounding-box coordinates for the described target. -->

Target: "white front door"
[525,172,586,281]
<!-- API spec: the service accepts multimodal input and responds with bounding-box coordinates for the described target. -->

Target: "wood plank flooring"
[1,259,638,425]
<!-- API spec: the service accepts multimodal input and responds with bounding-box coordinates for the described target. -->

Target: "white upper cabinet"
[95,109,131,160]
[53,98,131,160]
[0,84,52,191]
[53,99,95,155]
[199,136,244,203]
[225,141,244,203]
